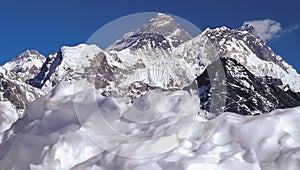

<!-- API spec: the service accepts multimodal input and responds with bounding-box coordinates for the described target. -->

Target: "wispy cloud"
[282,24,299,33]
[242,19,282,41]
[242,19,298,41]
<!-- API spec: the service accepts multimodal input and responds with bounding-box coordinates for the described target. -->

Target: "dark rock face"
[131,33,173,50]
[28,51,63,88]
[197,57,300,116]
[0,76,29,110]
[111,33,174,51]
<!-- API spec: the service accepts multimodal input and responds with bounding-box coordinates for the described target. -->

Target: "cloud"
[242,19,282,41]
[282,24,299,33]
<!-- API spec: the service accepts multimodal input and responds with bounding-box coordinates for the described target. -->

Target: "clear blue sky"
[0,0,299,71]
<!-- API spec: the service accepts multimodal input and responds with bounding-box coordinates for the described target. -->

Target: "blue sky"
[0,0,299,71]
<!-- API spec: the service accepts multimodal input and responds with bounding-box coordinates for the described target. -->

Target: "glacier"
[0,79,300,169]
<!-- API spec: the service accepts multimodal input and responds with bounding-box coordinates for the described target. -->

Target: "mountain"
[197,57,300,117]
[203,26,300,92]
[28,14,196,100]
[0,50,46,114]
[19,13,300,115]
[0,50,45,82]
[28,44,103,91]
[0,50,46,134]
[0,13,300,128]
[175,26,300,91]
[107,13,192,52]
[102,13,196,98]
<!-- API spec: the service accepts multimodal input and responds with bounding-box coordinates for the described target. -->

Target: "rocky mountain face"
[202,26,300,92]
[0,50,46,133]
[1,13,300,120]
[197,57,300,117]
[191,26,300,116]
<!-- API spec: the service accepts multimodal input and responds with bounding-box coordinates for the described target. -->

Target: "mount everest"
[0,13,300,169]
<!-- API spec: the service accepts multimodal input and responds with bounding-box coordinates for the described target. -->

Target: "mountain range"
[0,13,300,169]
[1,13,299,119]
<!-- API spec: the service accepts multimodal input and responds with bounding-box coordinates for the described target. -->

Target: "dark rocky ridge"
[197,57,300,116]
[28,51,63,88]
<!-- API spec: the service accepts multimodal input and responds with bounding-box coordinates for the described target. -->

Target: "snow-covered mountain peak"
[0,50,46,120]
[98,14,198,98]
[214,26,230,32]
[107,13,192,52]
[28,44,106,90]
[60,44,103,73]
[149,12,173,25]
[13,50,44,61]
[191,26,300,92]
[0,50,45,81]
[2,49,45,71]
[133,12,192,41]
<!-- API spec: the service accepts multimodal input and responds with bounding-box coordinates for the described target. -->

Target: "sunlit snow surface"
[0,80,300,170]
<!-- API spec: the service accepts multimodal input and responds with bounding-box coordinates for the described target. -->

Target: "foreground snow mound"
[0,80,300,170]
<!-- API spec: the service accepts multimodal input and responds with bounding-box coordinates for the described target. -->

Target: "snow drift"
[0,79,300,169]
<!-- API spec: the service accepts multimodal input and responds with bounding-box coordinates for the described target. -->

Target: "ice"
[0,101,18,141]
[0,79,300,169]
[60,44,102,73]
[124,67,171,88]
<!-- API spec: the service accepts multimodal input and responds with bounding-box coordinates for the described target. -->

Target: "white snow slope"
[0,79,300,170]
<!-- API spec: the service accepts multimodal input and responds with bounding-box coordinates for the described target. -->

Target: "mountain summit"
[135,13,192,42]
[107,13,192,51]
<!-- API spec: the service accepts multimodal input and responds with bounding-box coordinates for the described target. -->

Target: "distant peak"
[147,13,175,27]
[157,12,169,17]
[212,26,230,32]
[23,49,41,55]
[107,13,192,51]
[15,49,45,61]
[136,12,192,40]
[150,13,173,21]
